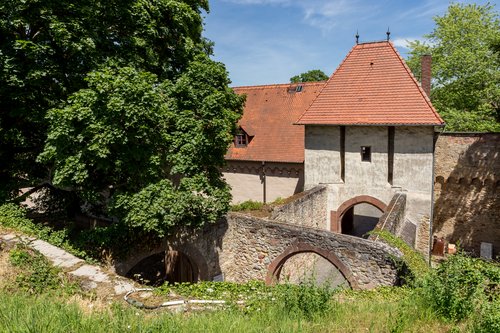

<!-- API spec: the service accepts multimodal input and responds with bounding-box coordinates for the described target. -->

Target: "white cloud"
[392,37,421,49]
[222,0,380,33]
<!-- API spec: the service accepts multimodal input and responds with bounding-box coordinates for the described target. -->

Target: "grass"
[0,289,456,333]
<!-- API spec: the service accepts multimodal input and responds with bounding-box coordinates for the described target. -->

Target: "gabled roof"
[296,41,444,126]
[226,82,325,163]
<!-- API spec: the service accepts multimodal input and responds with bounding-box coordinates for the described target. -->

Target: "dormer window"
[235,129,248,147]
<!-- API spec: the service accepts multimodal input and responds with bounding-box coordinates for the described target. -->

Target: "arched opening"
[278,252,349,289]
[341,203,383,238]
[125,250,198,286]
[266,242,358,289]
[333,195,387,238]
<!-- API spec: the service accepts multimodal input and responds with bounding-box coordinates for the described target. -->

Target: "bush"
[230,200,264,211]
[473,298,500,332]
[416,253,500,322]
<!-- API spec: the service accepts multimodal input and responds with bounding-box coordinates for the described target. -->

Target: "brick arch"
[331,195,387,233]
[265,242,359,289]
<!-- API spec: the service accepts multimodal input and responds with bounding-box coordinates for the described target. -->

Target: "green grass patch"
[230,200,264,211]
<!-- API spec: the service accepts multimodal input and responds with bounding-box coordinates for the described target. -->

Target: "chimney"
[421,54,431,98]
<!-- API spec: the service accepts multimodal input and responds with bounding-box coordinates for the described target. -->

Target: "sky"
[202,0,498,87]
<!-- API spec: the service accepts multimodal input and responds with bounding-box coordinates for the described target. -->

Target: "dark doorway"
[165,250,197,283]
[126,250,197,286]
[341,203,382,238]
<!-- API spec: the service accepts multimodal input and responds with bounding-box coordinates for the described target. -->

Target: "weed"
[230,200,264,211]
[415,253,500,322]
[369,230,430,283]
[8,244,78,295]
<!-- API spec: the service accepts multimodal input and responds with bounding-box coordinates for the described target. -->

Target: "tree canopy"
[406,3,500,132]
[1,0,244,236]
[290,69,329,83]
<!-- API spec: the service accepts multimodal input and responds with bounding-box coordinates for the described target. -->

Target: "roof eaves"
[387,42,445,125]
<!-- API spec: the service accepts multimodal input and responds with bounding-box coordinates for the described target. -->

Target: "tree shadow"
[433,134,499,257]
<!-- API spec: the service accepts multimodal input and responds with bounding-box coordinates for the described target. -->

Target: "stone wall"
[116,213,402,290]
[271,185,328,229]
[433,133,499,257]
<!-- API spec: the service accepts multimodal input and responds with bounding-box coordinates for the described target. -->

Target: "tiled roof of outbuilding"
[226,82,324,163]
[296,41,444,126]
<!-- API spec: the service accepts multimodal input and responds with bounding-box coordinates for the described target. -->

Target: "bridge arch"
[265,242,359,289]
[332,195,387,235]
[117,243,210,283]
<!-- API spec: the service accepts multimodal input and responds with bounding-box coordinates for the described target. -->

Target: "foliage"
[290,69,329,83]
[406,3,500,132]
[1,1,243,239]
[0,203,89,259]
[8,244,77,294]
[473,297,500,332]
[157,280,334,318]
[230,200,264,212]
[0,0,212,200]
[369,230,430,283]
[415,253,500,322]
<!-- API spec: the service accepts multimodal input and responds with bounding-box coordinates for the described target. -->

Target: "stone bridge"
[115,213,403,290]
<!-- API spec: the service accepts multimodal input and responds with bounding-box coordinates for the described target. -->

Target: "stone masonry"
[433,133,499,257]
[116,213,403,290]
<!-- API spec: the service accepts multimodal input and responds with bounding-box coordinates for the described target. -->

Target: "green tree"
[1,1,244,236]
[0,0,213,199]
[406,3,500,132]
[290,69,329,83]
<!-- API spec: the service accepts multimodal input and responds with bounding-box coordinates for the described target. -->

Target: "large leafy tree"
[1,1,244,235]
[290,69,329,83]
[406,3,500,132]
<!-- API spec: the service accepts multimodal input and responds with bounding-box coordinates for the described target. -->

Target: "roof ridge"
[386,42,444,124]
[233,81,326,90]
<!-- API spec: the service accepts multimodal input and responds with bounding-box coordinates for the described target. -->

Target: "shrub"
[473,297,500,332]
[230,200,264,211]
[416,253,500,322]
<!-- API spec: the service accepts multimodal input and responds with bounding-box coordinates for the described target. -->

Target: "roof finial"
[386,27,391,41]
[355,30,359,44]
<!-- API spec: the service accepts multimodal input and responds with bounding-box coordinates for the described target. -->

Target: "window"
[361,146,371,162]
[235,131,248,147]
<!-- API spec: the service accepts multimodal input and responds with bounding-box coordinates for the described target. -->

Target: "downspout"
[262,161,266,204]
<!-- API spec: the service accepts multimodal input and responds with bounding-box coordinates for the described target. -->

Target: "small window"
[235,133,247,147]
[295,85,303,92]
[361,146,371,162]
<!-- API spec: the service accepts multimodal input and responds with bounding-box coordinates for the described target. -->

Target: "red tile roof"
[226,82,324,163]
[296,41,444,126]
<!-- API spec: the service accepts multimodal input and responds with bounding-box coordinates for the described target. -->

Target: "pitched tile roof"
[226,82,325,163]
[296,41,444,126]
